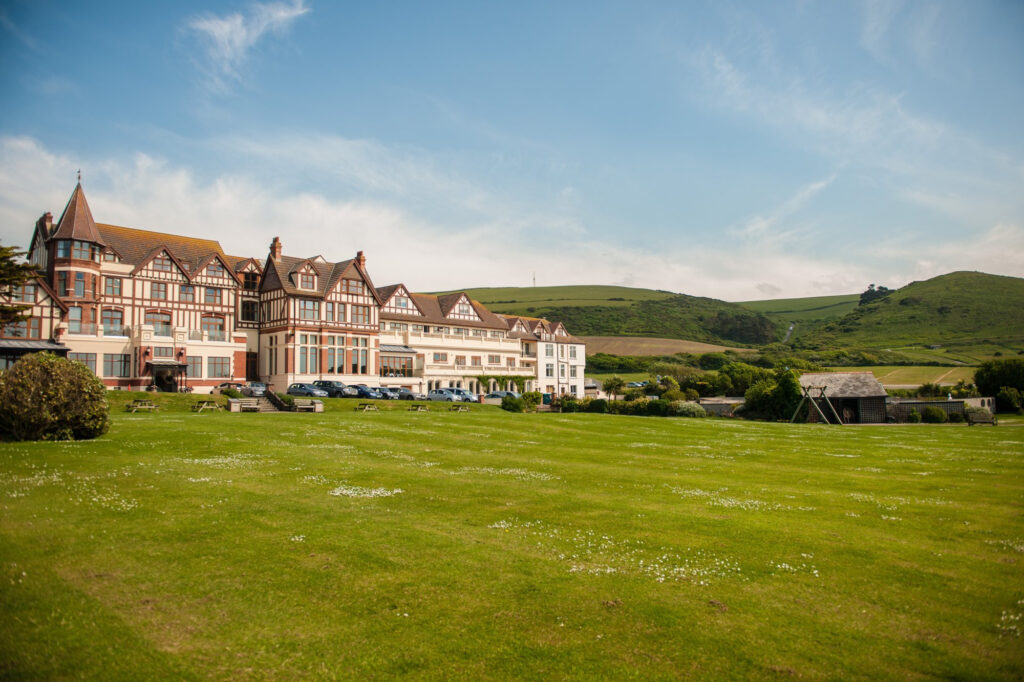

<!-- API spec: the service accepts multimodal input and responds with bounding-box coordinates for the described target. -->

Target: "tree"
[602,376,625,401]
[859,284,893,306]
[0,243,39,328]
[975,359,1024,397]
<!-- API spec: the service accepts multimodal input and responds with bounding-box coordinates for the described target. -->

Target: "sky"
[1,0,1022,301]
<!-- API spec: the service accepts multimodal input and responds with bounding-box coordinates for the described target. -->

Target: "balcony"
[378,367,422,378]
[67,323,97,335]
[206,330,227,342]
[102,325,130,337]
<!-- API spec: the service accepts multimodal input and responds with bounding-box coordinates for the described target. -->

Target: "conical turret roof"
[49,183,105,245]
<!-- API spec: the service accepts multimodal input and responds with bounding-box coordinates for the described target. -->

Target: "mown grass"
[831,366,978,387]
[2,395,1022,679]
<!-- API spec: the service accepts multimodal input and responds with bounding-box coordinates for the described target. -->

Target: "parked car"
[242,381,267,397]
[485,390,521,400]
[428,388,461,402]
[287,383,329,397]
[214,382,245,395]
[626,381,645,388]
[312,380,358,397]
[394,388,428,401]
[373,387,400,400]
[353,385,383,399]
[450,388,479,403]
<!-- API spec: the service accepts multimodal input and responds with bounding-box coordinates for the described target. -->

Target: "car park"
[312,380,358,397]
[373,387,400,400]
[450,388,479,403]
[428,388,461,402]
[394,388,428,401]
[242,382,267,397]
[353,385,383,399]
[485,390,521,399]
[287,383,329,397]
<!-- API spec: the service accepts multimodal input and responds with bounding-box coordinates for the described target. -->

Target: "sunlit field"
[2,396,1022,679]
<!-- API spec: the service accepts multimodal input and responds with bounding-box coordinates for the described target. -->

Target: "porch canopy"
[0,339,70,369]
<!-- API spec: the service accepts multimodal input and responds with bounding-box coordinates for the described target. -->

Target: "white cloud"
[736,173,836,240]
[185,0,309,91]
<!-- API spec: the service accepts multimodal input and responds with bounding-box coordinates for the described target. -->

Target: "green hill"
[442,285,778,346]
[795,271,1024,356]
[738,293,860,336]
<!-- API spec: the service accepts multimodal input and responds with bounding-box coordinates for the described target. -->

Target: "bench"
[448,405,469,412]
[126,400,158,413]
[191,400,220,412]
[355,402,379,412]
[407,404,429,412]
[967,411,997,426]
[238,399,260,413]
[294,399,318,412]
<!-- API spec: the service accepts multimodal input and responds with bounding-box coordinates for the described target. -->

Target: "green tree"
[975,359,1024,397]
[602,376,625,401]
[0,243,39,328]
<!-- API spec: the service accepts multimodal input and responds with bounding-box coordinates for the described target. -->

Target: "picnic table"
[191,400,220,413]
[126,399,158,413]
[448,405,469,413]
[355,402,380,412]
[407,404,429,412]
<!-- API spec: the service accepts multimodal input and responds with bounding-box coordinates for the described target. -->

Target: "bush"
[522,392,542,410]
[906,408,921,423]
[554,395,579,413]
[0,352,109,441]
[222,387,243,399]
[661,388,684,402]
[975,359,1024,397]
[645,399,671,417]
[921,406,947,423]
[623,388,646,401]
[948,412,965,423]
[501,395,525,413]
[996,386,1023,413]
[684,388,700,401]
[586,398,608,414]
[276,392,295,407]
[669,401,706,418]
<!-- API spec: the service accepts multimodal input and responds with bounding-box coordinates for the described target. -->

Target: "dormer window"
[300,273,316,289]
[394,296,409,308]
[102,250,118,262]
[153,256,172,272]
[342,279,363,295]
[207,262,225,277]
[457,302,472,315]
[244,272,259,290]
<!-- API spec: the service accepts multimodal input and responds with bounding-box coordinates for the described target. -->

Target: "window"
[146,311,172,336]
[457,302,472,315]
[152,282,167,300]
[208,357,231,378]
[326,336,346,373]
[559,345,565,358]
[389,322,408,332]
[545,344,554,357]
[569,346,577,359]
[470,356,482,367]
[472,329,485,337]
[299,299,319,320]
[104,277,121,296]
[300,272,315,289]
[103,251,117,262]
[1,317,40,339]
[266,335,278,376]
[380,356,412,377]
[202,315,225,341]
[68,352,96,373]
[187,356,202,378]
[153,346,174,358]
[72,241,95,260]
[240,300,258,322]
[342,279,363,295]
[326,302,335,321]
[103,353,131,378]
[337,303,346,322]
[570,366,578,378]
[560,364,565,377]
[545,364,554,378]
[349,336,368,374]
[455,356,467,367]
[68,306,82,333]
[507,357,516,368]
[12,284,36,302]
[207,262,225,277]
[180,285,194,302]
[488,355,500,365]
[394,296,409,308]
[452,328,467,335]
[244,272,259,290]
[351,305,370,325]
[101,309,123,335]
[433,352,447,363]
[490,331,504,339]
[205,287,221,304]
[56,240,71,258]
[73,273,85,298]
[298,333,319,373]
[152,256,172,272]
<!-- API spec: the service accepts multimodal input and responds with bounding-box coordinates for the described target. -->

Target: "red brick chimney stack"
[270,237,282,261]
[356,250,366,268]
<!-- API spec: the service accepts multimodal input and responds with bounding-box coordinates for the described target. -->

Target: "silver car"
[428,388,461,402]
[450,388,479,403]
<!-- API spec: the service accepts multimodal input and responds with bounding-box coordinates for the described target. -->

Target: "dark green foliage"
[600,376,625,400]
[623,388,646,401]
[921,406,948,424]
[996,386,1022,413]
[522,392,542,410]
[718,362,775,395]
[684,388,699,401]
[948,412,965,423]
[501,395,525,413]
[661,389,684,402]
[586,398,608,413]
[742,370,802,421]
[859,284,893,306]
[698,352,729,370]
[906,409,921,423]
[645,399,671,417]
[276,392,295,407]
[0,352,109,441]
[221,387,243,399]
[975,359,1024,397]
[0,243,39,328]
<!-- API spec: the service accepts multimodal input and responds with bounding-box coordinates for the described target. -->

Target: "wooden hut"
[798,372,888,424]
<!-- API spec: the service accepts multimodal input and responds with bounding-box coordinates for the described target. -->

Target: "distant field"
[581,336,747,356]
[441,285,676,311]
[1,396,1021,678]
[830,365,977,387]
[738,293,860,322]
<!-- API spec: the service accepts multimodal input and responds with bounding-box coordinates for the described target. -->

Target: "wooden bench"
[448,405,469,412]
[355,402,379,412]
[967,411,997,426]
[126,399,158,413]
[294,399,318,412]
[238,399,260,413]
[191,400,220,412]
[407,404,429,412]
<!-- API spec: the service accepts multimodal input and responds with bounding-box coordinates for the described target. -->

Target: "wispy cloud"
[736,173,837,240]
[185,0,309,92]
[0,7,38,50]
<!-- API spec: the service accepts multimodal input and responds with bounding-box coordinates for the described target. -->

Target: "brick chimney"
[356,250,366,268]
[270,237,282,261]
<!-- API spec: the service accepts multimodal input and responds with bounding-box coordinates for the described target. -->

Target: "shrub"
[996,386,1023,413]
[645,399,671,417]
[921,406,947,423]
[222,387,243,399]
[501,395,525,413]
[623,388,646,401]
[522,392,542,410]
[684,388,700,401]
[0,352,109,441]
[975,359,1024,397]
[661,389,684,402]
[554,395,579,413]
[948,412,965,423]
[670,401,706,418]
[587,398,608,414]
[277,392,295,407]
[906,408,921,423]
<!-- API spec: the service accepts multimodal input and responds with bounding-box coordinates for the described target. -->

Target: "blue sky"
[1,0,1022,300]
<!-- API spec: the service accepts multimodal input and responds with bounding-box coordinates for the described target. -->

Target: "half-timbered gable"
[0,278,70,369]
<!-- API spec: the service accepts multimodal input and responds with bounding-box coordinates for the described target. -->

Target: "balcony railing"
[67,323,97,335]
[206,330,227,342]
[102,325,130,337]
[379,367,419,378]
[189,330,204,341]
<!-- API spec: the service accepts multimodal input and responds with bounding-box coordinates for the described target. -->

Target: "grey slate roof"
[799,372,887,398]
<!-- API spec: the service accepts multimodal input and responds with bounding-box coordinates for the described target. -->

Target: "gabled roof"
[49,184,105,245]
[224,255,262,273]
[379,292,506,329]
[376,284,427,317]
[262,254,384,304]
[97,224,226,274]
[129,244,193,279]
[799,372,887,399]
[497,314,583,343]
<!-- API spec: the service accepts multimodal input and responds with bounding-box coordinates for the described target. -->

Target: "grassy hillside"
[797,271,1024,352]
[444,285,778,346]
[739,294,860,340]
[2,398,1022,678]
[579,336,746,356]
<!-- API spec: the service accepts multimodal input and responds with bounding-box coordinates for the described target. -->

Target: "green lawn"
[2,395,1022,679]
[830,365,978,387]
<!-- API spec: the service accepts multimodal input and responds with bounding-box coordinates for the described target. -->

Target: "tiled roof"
[97,224,225,273]
[799,372,887,399]
[263,255,383,304]
[379,291,507,329]
[49,184,105,245]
